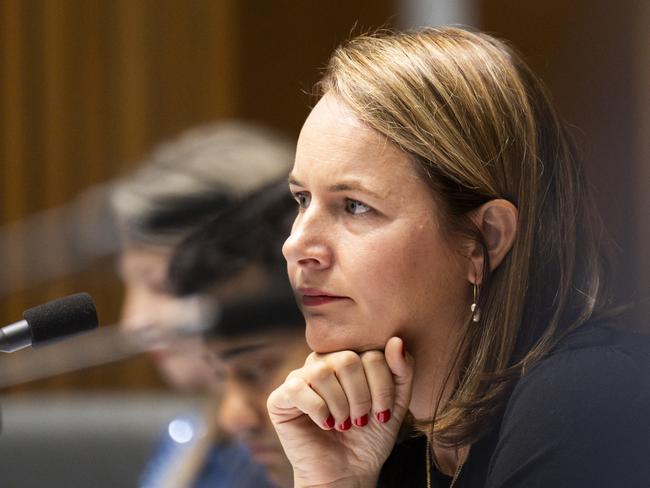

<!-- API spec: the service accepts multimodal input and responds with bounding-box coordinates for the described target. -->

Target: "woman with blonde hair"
[267,27,650,487]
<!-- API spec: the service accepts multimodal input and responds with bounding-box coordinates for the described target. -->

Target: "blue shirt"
[140,415,276,488]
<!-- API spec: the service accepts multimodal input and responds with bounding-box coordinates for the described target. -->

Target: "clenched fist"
[267,337,414,488]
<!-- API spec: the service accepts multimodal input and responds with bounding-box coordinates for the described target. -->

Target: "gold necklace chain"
[425,435,464,488]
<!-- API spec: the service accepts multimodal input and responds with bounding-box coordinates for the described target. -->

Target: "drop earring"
[471,282,481,323]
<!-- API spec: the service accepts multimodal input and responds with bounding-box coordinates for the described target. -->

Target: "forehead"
[294,94,422,189]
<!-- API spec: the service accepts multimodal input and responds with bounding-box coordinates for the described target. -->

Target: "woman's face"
[283,94,469,354]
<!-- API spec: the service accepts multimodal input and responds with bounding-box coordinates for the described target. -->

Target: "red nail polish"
[376,409,391,423]
[339,417,352,431]
[324,415,335,429]
[354,414,369,427]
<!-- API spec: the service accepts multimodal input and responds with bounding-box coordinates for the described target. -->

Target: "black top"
[378,322,650,487]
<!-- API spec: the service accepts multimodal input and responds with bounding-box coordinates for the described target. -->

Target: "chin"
[305,317,345,352]
[305,319,384,354]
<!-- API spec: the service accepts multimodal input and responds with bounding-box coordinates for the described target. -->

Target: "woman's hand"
[267,337,413,488]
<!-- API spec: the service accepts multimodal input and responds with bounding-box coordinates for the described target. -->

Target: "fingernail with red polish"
[339,417,352,431]
[376,409,391,423]
[324,415,335,429]
[354,414,368,427]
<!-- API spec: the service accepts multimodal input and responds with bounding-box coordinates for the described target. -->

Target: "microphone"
[0,293,99,353]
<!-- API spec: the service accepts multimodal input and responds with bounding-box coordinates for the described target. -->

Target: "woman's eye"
[345,199,372,215]
[293,192,311,208]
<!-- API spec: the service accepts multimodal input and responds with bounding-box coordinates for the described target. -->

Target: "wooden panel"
[147,0,240,141]
[237,0,398,136]
[113,0,152,166]
[1,0,28,317]
[478,0,647,327]
[0,0,238,392]
[1,0,27,220]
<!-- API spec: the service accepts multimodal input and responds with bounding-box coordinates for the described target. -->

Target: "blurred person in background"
[110,122,294,488]
[168,180,311,488]
[111,122,293,392]
[205,288,308,488]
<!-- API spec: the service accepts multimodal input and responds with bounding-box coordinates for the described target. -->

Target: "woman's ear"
[467,199,518,284]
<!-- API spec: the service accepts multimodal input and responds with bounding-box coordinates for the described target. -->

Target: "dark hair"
[168,177,295,296]
[111,122,293,247]
[167,176,304,338]
[206,276,304,339]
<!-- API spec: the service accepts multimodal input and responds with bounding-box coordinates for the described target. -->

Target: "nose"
[218,381,263,437]
[282,207,332,271]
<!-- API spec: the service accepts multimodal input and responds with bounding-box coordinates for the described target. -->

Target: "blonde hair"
[319,27,615,446]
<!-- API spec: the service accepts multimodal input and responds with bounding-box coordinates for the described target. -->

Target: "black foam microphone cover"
[22,292,99,346]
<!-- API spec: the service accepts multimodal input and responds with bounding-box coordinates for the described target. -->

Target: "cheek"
[348,227,462,327]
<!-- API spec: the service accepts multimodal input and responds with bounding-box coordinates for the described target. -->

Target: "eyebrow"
[288,173,387,200]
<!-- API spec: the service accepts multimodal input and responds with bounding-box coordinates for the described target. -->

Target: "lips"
[297,288,349,307]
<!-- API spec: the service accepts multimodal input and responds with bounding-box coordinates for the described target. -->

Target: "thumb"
[384,336,414,415]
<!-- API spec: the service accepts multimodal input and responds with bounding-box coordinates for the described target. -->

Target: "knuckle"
[305,351,328,366]
[311,398,329,418]
[284,376,306,394]
[305,351,320,364]
[286,368,303,380]
[330,351,361,372]
[361,350,386,367]
[307,362,333,382]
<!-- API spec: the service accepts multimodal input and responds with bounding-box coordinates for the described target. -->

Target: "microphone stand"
[0,321,207,389]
